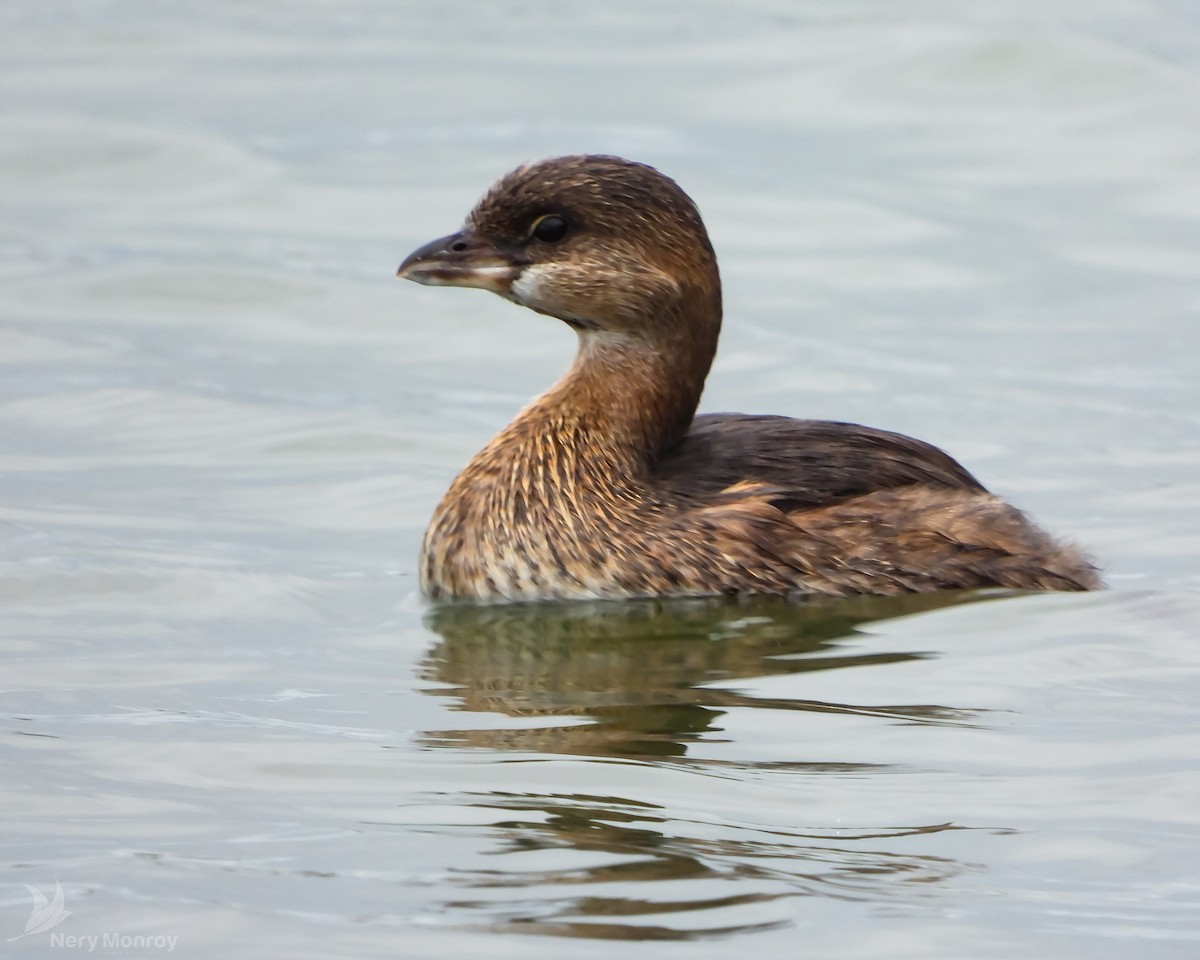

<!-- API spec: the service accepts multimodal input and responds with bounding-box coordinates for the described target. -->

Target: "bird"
[397,155,1099,603]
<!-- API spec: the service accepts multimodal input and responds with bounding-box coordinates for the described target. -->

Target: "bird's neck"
[518,300,720,473]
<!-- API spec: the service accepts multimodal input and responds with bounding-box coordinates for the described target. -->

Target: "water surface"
[2,2,1200,957]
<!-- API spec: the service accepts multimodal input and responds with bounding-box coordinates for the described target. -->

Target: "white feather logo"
[8,880,71,941]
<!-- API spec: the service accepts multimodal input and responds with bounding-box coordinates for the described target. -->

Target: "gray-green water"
[3,2,1199,957]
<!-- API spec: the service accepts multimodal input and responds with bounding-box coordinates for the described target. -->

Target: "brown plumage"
[397,155,1100,602]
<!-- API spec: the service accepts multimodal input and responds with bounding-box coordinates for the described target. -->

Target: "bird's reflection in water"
[419,590,997,760]
[415,591,1008,939]
[438,791,986,940]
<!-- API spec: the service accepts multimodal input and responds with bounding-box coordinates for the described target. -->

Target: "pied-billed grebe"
[398,155,1099,603]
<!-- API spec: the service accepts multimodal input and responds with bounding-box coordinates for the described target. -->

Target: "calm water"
[3,2,1200,957]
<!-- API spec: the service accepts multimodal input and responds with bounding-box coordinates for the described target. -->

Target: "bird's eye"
[530,214,569,243]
